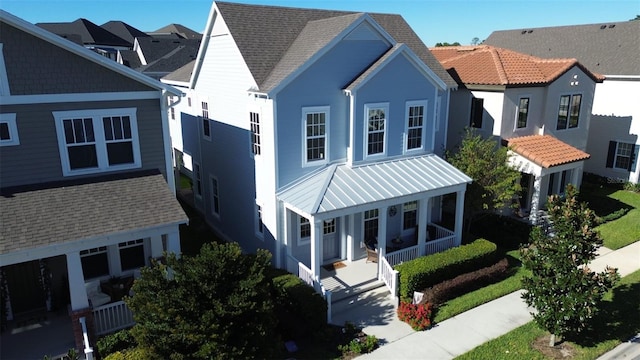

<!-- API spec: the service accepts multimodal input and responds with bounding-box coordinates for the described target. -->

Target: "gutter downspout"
[161,89,183,194]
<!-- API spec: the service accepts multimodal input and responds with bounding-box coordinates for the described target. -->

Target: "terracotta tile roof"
[429,45,604,86]
[508,135,590,168]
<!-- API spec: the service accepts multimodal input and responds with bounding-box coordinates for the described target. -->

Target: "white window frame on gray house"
[302,106,329,167]
[608,141,639,172]
[365,103,388,158]
[193,162,202,199]
[53,108,141,176]
[0,113,19,146]
[201,102,211,141]
[298,216,311,246]
[404,100,427,152]
[250,111,261,156]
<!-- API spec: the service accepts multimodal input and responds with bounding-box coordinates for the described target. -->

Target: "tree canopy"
[520,185,619,346]
[434,41,461,47]
[126,242,278,359]
[446,128,521,231]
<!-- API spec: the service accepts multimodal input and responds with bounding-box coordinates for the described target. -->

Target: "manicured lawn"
[456,270,640,360]
[580,181,640,249]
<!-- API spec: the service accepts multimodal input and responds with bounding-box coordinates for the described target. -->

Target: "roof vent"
[527,30,533,33]
[521,30,527,34]
[608,24,615,28]
[600,25,607,29]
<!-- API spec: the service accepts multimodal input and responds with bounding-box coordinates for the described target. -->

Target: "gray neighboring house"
[0,10,187,356]
[485,21,640,183]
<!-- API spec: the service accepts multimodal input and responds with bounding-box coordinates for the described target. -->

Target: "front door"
[4,260,46,315]
[322,218,339,261]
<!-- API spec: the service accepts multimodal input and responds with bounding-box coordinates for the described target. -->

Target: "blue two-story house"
[170,1,471,300]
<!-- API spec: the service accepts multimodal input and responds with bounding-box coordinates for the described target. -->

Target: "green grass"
[179,172,192,190]
[456,270,640,360]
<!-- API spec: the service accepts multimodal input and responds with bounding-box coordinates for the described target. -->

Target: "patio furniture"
[365,238,378,263]
[101,276,134,302]
[85,279,110,307]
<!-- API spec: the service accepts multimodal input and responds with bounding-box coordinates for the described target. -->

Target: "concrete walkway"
[331,241,639,359]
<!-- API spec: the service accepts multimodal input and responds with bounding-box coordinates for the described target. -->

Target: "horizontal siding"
[0,22,153,95]
[0,99,167,188]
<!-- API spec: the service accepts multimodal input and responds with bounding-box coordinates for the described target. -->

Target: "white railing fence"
[92,300,134,336]
[379,256,399,300]
[385,244,420,267]
[429,223,456,241]
[79,316,94,360]
[425,236,456,255]
[287,255,332,323]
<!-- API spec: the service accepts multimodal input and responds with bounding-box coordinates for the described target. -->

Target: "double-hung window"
[250,112,261,155]
[556,94,581,130]
[406,101,426,151]
[299,216,310,245]
[0,113,19,146]
[202,102,211,140]
[211,176,220,216]
[516,97,529,129]
[53,108,140,176]
[607,141,639,172]
[303,106,329,166]
[365,103,388,157]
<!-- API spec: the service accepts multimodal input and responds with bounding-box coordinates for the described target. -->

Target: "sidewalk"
[332,241,640,360]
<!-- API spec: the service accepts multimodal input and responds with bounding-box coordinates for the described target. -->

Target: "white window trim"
[0,44,10,96]
[514,96,530,131]
[401,201,418,234]
[363,209,379,242]
[613,141,635,171]
[249,111,261,157]
[0,113,19,146]
[201,101,211,141]
[302,106,330,167]
[298,216,311,246]
[364,102,389,159]
[53,108,141,176]
[210,175,220,217]
[404,100,427,154]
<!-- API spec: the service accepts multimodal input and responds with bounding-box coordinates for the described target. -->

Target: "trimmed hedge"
[420,258,509,305]
[271,273,327,340]
[395,239,497,300]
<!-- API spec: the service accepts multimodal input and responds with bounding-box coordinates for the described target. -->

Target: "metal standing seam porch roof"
[278,154,472,217]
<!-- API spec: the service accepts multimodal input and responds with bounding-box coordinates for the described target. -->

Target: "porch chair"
[85,279,110,307]
[365,237,378,263]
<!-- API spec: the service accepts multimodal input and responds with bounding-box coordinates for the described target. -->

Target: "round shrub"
[271,273,327,339]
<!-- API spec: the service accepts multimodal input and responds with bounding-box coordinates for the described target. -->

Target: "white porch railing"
[93,300,134,336]
[425,224,456,255]
[379,256,399,299]
[385,244,420,267]
[79,316,94,360]
[287,255,332,323]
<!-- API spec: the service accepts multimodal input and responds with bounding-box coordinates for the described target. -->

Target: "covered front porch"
[278,154,471,311]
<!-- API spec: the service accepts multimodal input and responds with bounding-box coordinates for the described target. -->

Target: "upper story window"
[202,102,211,140]
[193,162,202,198]
[0,113,19,146]
[211,176,220,216]
[556,94,581,130]
[365,103,388,157]
[405,101,427,152]
[255,203,264,237]
[250,112,261,155]
[469,97,484,128]
[53,108,141,176]
[516,97,529,129]
[303,106,329,166]
[170,107,175,120]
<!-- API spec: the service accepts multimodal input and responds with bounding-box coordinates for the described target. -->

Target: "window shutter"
[606,141,617,168]
[630,145,640,172]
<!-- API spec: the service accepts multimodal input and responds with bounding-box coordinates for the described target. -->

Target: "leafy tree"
[446,128,521,233]
[434,41,461,47]
[631,15,639,21]
[520,185,619,347]
[126,242,278,359]
[471,37,480,45]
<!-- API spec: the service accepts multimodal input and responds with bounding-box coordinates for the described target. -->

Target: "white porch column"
[529,175,543,223]
[310,218,322,279]
[66,251,89,310]
[454,190,465,246]
[417,198,429,256]
[377,206,388,279]
[341,215,350,261]
[150,235,164,259]
[166,229,181,258]
[283,208,291,269]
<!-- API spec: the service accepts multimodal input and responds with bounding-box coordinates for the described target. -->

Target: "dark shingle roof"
[119,49,142,68]
[151,23,202,40]
[163,60,195,83]
[0,170,188,255]
[101,20,150,44]
[215,2,456,90]
[485,21,640,75]
[37,18,131,47]
[136,37,200,65]
[138,42,199,73]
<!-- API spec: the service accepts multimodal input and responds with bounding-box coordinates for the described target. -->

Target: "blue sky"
[2,0,638,46]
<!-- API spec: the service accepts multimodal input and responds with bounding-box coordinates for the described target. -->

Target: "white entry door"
[322,218,339,261]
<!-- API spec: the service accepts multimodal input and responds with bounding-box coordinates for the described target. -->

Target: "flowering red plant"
[397,301,433,331]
